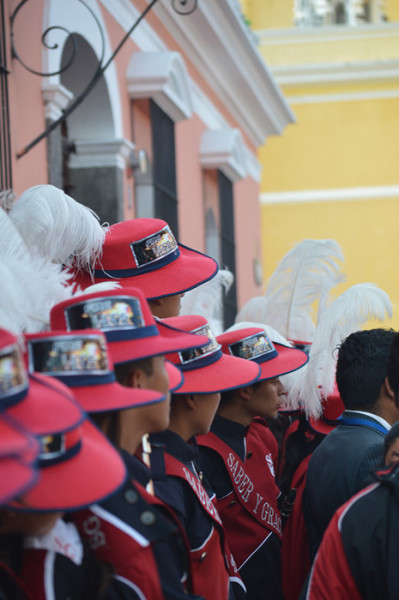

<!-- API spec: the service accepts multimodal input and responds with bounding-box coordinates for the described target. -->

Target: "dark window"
[0,0,12,191]
[218,171,237,329]
[150,100,179,236]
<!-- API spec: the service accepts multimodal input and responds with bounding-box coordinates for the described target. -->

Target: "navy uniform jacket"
[150,430,245,600]
[303,410,387,559]
[306,461,399,600]
[74,449,201,600]
[198,415,284,600]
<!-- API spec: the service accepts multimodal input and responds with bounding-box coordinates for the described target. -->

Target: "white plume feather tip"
[180,269,234,336]
[294,283,392,419]
[236,239,344,342]
[9,184,107,271]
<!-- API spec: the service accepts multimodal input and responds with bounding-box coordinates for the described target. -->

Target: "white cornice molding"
[288,88,399,104]
[199,129,247,183]
[257,22,399,45]
[41,81,74,121]
[127,51,193,122]
[69,138,135,170]
[152,0,295,144]
[261,185,399,204]
[273,60,399,87]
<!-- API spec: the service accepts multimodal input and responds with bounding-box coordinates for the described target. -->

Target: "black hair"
[384,421,399,457]
[113,357,154,387]
[90,411,121,447]
[335,328,396,411]
[386,332,399,405]
[219,381,264,406]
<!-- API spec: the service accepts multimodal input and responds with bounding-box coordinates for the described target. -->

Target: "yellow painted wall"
[244,0,294,29]
[246,1,399,328]
[261,197,398,327]
[260,96,399,193]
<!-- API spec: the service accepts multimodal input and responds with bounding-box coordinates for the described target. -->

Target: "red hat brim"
[72,244,218,300]
[166,360,184,393]
[0,457,38,504]
[6,373,83,436]
[69,381,165,414]
[9,420,126,512]
[172,354,261,395]
[308,416,336,436]
[257,343,309,381]
[0,414,39,458]
[107,320,208,365]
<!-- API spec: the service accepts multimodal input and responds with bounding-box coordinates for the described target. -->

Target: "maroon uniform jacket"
[281,454,312,600]
[149,429,244,600]
[198,416,283,600]
[307,461,399,600]
[73,450,201,600]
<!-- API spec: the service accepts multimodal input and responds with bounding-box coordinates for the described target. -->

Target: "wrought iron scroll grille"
[0,0,12,191]
[10,0,198,159]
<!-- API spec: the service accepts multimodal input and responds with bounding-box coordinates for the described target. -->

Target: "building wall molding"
[257,23,399,46]
[99,0,290,164]
[288,88,399,105]
[41,82,74,121]
[199,129,247,183]
[261,185,399,205]
[127,51,193,122]
[273,60,399,87]
[69,138,135,170]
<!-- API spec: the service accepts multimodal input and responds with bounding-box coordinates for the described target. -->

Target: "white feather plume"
[0,255,75,334]
[235,239,344,341]
[180,269,234,335]
[292,283,393,419]
[8,184,107,271]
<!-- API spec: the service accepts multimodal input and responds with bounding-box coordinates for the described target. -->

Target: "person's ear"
[185,394,197,410]
[384,376,396,402]
[126,368,144,389]
[238,385,253,402]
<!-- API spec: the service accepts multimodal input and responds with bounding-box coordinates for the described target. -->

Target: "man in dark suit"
[303,328,399,560]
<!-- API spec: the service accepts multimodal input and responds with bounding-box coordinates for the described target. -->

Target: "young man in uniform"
[48,288,210,599]
[303,328,398,560]
[150,315,261,600]
[197,325,308,600]
[303,330,399,600]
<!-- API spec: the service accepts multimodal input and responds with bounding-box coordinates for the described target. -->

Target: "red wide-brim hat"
[0,457,38,505]
[24,330,165,414]
[71,218,218,300]
[0,413,39,458]
[8,420,126,512]
[5,373,83,436]
[162,315,261,394]
[217,328,309,381]
[50,288,209,366]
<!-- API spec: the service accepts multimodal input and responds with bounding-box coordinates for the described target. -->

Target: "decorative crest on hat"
[131,225,178,268]
[65,296,144,332]
[179,324,220,366]
[28,334,109,377]
[0,344,28,400]
[229,332,277,362]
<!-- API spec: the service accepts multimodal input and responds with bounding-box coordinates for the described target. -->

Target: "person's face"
[0,510,63,535]
[385,438,399,466]
[120,356,171,447]
[194,392,221,436]
[247,378,287,420]
[148,293,185,318]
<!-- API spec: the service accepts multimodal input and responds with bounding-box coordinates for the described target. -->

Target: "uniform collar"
[150,429,198,463]
[344,410,391,432]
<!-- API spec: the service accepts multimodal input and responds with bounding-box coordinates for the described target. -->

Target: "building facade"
[242,0,399,327]
[0,0,293,327]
